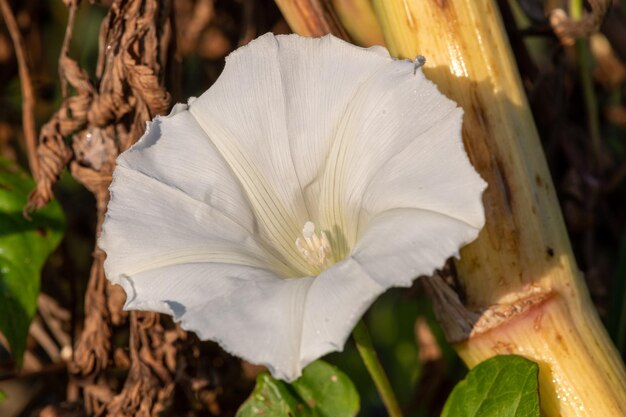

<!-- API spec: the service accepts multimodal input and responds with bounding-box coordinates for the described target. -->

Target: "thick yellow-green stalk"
[370,0,626,415]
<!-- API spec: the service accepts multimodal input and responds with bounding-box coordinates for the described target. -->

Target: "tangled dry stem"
[21,0,191,415]
[73,1,174,414]
[105,313,175,417]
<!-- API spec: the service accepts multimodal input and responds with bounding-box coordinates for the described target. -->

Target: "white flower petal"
[272,35,391,219]
[316,65,485,256]
[352,208,481,287]
[119,254,385,382]
[117,108,255,233]
[189,34,313,274]
[101,110,299,279]
[188,34,396,272]
[299,257,382,367]
[361,108,486,229]
[119,262,315,381]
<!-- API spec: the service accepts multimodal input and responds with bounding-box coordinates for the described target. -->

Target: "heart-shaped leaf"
[0,159,65,364]
[441,355,540,417]
[236,360,359,417]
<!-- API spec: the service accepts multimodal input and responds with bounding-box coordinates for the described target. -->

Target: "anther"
[295,221,333,268]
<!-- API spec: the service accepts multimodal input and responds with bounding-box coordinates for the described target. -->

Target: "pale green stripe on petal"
[187,112,314,276]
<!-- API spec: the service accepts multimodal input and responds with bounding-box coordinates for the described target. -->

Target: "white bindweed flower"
[100,33,486,381]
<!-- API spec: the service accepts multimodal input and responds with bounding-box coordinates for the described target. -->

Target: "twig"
[571,0,603,168]
[0,0,39,179]
[59,0,80,98]
[38,293,73,359]
[353,320,404,417]
[30,317,61,362]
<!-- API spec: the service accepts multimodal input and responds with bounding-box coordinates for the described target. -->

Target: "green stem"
[608,233,626,350]
[571,0,602,166]
[352,320,403,417]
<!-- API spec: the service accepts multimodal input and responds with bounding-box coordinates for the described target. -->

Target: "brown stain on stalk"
[466,85,516,221]
[461,84,522,272]
[494,157,514,216]
[426,69,529,300]
[422,0,524,262]
[555,333,569,354]
[491,340,516,354]
[420,5,543,296]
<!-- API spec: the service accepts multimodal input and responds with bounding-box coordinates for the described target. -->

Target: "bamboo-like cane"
[369,0,626,415]
[331,0,385,46]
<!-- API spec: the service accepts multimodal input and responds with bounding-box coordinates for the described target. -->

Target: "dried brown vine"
[25,0,178,415]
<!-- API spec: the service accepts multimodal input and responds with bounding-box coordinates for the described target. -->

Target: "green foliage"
[327,289,464,416]
[236,360,359,417]
[0,159,65,365]
[0,390,5,402]
[441,355,540,417]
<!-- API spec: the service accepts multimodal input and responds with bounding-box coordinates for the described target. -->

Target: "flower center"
[295,221,333,270]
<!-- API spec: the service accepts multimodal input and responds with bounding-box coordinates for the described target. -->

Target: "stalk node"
[424,273,553,343]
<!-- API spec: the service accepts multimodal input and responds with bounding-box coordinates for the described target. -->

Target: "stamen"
[295,221,333,269]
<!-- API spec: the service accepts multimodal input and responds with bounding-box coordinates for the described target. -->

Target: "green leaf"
[236,360,359,417]
[0,159,65,364]
[0,390,5,402]
[441,355,540,417]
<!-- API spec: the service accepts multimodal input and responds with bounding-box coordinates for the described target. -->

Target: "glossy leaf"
[441,355,540,417]
[236,360,359,417]
[0,160,64,364]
